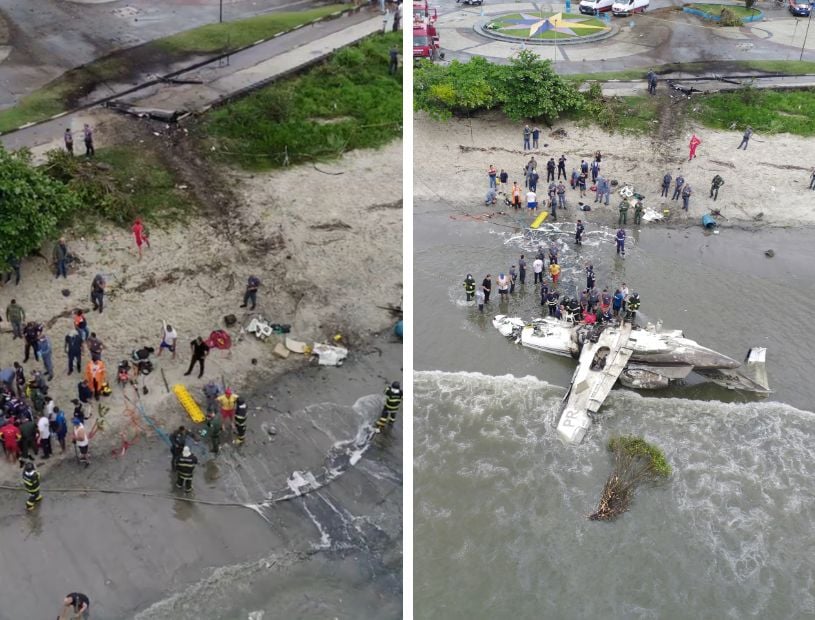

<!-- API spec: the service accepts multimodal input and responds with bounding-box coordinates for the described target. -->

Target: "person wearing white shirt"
[532,258,544,284]
[526,190,538,212]
[158,321,178,360]
[37,414,52,458]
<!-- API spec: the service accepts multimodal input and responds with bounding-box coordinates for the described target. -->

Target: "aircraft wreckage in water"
[492,315,770,444]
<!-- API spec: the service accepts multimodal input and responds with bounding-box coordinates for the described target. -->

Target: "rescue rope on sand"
[172,384,206,423]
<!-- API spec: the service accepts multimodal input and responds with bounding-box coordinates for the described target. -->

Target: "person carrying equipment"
[22,461,42,511]
[175,446,198,493]
[376,381,402,431]
[234,398,248,445]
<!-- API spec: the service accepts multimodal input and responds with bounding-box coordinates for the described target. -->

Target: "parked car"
[788,0,810,16]
[611,0,648,14]
[579,0,614,13]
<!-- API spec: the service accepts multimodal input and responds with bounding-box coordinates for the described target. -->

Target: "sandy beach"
[0,129,403,478]
[415,112,815,229]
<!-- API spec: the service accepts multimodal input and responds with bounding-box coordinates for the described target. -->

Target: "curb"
[682,4,764,22]
[0,6,363,137]
[474,14,618,45]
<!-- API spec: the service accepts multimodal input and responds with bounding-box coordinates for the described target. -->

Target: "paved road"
[1,10,394,153]
[430,0,815,70]
[0,0,332,108]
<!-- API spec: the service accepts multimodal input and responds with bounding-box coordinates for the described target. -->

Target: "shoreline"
[415,112,815,230]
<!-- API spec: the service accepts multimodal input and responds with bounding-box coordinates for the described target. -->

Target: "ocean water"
[414,201,815,619]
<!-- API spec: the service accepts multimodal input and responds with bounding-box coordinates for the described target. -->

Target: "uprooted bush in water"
[589,435,672,521]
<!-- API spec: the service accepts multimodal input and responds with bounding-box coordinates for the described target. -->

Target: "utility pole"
[801,9,813,61]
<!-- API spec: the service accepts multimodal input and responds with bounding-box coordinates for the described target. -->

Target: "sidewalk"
[1,9,397,153]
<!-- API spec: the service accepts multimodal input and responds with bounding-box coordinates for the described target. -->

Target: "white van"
[611,0,648,14]
[579,0,614,14]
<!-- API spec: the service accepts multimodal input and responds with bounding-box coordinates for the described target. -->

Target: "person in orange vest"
[217,388,239,434]
[85,359,107,400]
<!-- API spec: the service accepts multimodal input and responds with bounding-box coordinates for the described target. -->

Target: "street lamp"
[800,6,813,60]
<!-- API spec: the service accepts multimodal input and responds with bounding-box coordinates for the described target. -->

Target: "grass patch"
[202,31,402,170]
[565,84,660,133]
[490,12,608,39]
[687,2,760,17]
[690,87,815,136]
[155,5,345,54]
[0,6,347,134]
[43,147,195,230]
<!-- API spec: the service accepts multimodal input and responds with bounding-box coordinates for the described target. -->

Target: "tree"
[0,147,81,269]
[414,57,501,119]
[496,50,583,124]
[589,436,672,521]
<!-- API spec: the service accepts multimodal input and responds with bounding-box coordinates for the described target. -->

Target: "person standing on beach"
[37,412,52,459]
[158,322,178,359]
[64,129,74,155]
[90,274,106,313]
[575,220,585,245]
[6,299,25,340]
[688,134,701,160]
[234,398,248,444]
[132,219,150,259]
[511,182,522,209]
[557,181,567,211]
[523,125,531,150]
[518,255,526,285]
[85,359,107,400]
[558,155,567,180]
[546,158,556,183]
[488,164,497,189]
[737,126,752,150]
[175,446,197,492]
[184,337,210,379]
[83,123,95,156]
[22,462,42,511]
[528,167,539,193]
[206,410,223,454]
[217,388,239,434]
[661,172,671,198]
[499,169,509,187]
[710,174,725,200]
[577,173,587,198]
[549,262,561,287]
[532,126,540,149]
[86,332,105,361]
[672,175,685,201]
[590,159,600,184]
[618,200,628,226]
[240,275,261,310]
[526,189,538,212]
[72,418,90,466]
[509,265,517,294]
[475,287,485,312]
[681,184,692,211]
[23,322,42,363]
[53,238,69,279]
[38,333,54,381]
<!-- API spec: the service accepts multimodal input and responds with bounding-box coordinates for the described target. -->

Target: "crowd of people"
[464,243,642,325]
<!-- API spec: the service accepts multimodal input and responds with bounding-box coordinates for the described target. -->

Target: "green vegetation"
[687,2,760,17]
[489,12,608,39]
[0,6,347,134]
[42,148,195,228]
[691,86,815,136]
[590,436,672,521]
[155,5,345,54]
[203,32,403,170]
[573,84,659,133]
[415,50,582,122]
[0,147,81,268]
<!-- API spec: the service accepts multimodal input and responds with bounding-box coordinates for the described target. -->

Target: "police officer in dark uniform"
[234,397,248,445]
[22,461,42,511]
[575,220,585,245]
[169,425,188,470]
[540,283,549,307]
[626,292,641,322]
[175,446,198,493]
[376,381,402,431]
[463,275,476,301]
[568,298,582,323]
[546,291,559,317]
[585,263,595,290]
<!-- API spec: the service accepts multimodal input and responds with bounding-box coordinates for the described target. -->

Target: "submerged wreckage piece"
[492,315,770,444]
